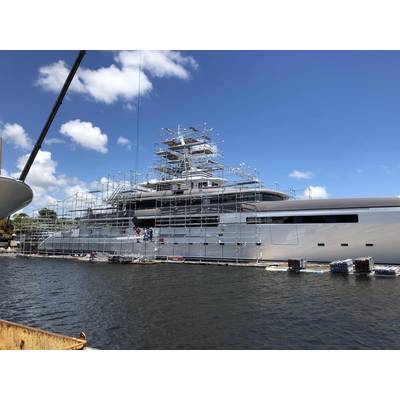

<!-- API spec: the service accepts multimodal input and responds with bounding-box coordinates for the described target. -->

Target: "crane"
[0,50,86,247]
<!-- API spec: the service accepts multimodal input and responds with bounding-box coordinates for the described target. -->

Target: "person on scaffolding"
[135,226,141,242]
[148,227,153,242]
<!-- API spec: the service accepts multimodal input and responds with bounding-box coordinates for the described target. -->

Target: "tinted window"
[136,199,157,209]
[158,216,219,227]
[246,214,358,224]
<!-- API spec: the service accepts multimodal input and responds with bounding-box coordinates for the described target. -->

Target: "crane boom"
[19,50,86,182]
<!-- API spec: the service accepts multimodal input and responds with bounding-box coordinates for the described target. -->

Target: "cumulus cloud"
[117,136,132,150]
[14,150,62,208]
[60,119,108,153]
[0,123,31,150]
[45,137,65,145]
[36,51,198,105]
[36,60,86,93]
[3,122,97,211]
[13,149,93,210]
[16,150,58,188]
[115,50,198,80]
[289,169,313,179]
[302,185,329,199]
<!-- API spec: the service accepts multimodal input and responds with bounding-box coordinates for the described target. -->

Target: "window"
[135,199,157,209]
[246,214,359,224]
[318,243,325,247]
[135,218,156,228]
[341,243,349,247]
[366,243,374,247]
[158,216,219,227]
[261,193,284,201]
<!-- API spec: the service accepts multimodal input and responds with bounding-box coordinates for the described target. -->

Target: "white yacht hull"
[0,177,33,219]
[37,204,400,264]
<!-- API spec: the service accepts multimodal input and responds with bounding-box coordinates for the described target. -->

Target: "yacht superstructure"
[31,125,400,264]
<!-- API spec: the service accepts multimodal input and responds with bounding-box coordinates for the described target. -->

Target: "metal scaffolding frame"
[14,125,293,262]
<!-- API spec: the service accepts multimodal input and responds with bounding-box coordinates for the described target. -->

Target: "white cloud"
[16,150,58,188]
[117,136,132,150]
[60,119,108,153]
[289,169,313,179]
[0,123,31,150]
[36,60,86,93]
[14,150,62,209]
[80,65,152,104]
[302,185,329,199]
[36,51,197,105]
[13,149,93,210]
[45,138,65,145]
[62,182,92,200]
[115,50,198,80]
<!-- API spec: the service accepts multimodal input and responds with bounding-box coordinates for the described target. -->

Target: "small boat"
[0,319,87,350]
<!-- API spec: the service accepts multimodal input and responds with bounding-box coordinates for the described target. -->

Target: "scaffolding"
[14,125,293,262]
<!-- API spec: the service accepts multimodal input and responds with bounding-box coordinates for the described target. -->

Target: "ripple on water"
[1,258,400,349]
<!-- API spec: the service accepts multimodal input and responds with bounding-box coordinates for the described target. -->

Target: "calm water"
[0,256,399,349]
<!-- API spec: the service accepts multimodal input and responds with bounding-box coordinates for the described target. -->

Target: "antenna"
[19,50,86,182]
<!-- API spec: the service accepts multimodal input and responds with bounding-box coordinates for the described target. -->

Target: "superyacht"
[38,125,400,264]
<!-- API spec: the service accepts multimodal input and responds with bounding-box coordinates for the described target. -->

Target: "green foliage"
[38,208,57,219]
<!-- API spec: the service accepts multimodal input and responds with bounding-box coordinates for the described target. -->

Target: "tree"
[12,212,29,220]
[12,212,30,224]
[38,208,57,219]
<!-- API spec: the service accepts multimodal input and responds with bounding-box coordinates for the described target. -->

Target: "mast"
[19,50,86,182]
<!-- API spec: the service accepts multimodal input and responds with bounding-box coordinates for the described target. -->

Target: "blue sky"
[1,50,400,210]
